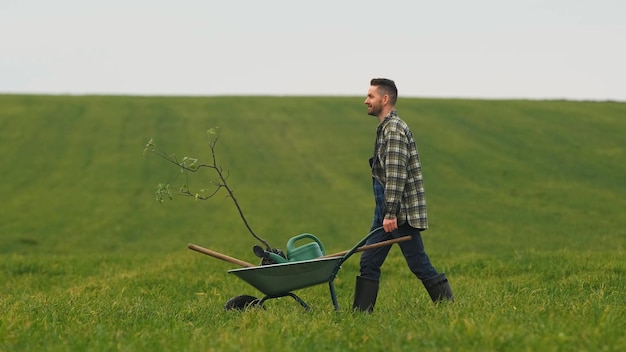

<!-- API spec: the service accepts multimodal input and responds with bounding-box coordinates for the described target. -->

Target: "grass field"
[1,95,625,351]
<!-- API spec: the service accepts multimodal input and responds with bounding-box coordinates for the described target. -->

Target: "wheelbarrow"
[188,227,411,311]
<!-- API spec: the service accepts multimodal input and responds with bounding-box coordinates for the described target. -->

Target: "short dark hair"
[370,78,398,105]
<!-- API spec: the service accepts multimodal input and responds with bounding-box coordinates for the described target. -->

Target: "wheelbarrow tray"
[219,227,390,310]
[228,256,343,296]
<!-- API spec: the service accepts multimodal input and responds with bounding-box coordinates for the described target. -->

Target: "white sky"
[1,0,624,100]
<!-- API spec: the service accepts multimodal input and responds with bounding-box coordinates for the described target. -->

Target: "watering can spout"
[253,245,288,264]
[266,252,288,264]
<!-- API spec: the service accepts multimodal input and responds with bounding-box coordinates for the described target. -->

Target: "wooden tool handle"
[187,243,256,268]
[322,235,412,258]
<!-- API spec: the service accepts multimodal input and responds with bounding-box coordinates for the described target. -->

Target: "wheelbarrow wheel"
[224,295,262,311]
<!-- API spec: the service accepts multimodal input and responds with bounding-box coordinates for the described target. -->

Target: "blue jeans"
[359,178,439,281]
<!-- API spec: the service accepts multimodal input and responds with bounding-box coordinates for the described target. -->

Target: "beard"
[367,104,381,117]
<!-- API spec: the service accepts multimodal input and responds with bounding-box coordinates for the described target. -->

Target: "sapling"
[144,127,274,252]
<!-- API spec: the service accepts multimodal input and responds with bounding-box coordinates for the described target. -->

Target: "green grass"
[0,95,625,351]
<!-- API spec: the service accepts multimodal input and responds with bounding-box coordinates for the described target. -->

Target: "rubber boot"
[422,273,454,303]
[352,276,379,313]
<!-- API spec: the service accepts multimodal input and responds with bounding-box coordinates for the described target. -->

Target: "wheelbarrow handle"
[322,235,412,258]
[187,243,256,268]
[336,227,388,266]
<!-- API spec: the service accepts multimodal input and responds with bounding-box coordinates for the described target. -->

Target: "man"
[353,78,454,313]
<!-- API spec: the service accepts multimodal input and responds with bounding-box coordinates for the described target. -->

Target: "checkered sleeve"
[382,121,409,218]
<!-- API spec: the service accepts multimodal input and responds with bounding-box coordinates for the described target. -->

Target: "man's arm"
[382,122,409,231]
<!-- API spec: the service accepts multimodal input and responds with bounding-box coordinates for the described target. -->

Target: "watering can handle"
[286,233,326,255]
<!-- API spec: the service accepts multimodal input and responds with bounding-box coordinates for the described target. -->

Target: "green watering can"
[262,233,326,264]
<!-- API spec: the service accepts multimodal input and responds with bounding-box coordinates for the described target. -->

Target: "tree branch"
[144,128,272,251]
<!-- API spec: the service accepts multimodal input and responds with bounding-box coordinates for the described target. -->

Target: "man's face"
[364,85,383,117]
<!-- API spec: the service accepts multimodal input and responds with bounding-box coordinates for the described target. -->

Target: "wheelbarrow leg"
[258,293,311,311]
[289,293,311,310]
[329,281,339,311]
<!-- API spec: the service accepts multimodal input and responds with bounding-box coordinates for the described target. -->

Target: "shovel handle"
[322,235,412,258]
[187,243,256,268]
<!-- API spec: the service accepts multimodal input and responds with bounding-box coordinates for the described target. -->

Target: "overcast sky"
[1,0,624,101]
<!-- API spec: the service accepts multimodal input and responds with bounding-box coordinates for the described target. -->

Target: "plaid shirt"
[371,110,428,230]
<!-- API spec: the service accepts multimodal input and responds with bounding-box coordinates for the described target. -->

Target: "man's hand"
[383,217,398,233]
